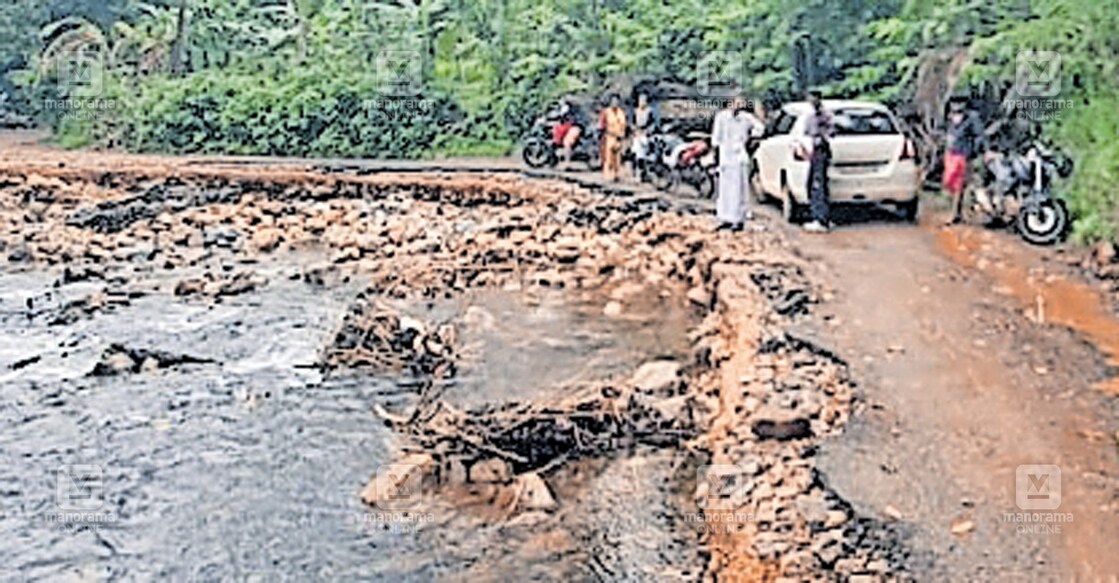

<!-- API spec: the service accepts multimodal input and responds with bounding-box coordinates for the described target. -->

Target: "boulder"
[517,472,557,512]
[630,360,680,393]
[469,458,511,483]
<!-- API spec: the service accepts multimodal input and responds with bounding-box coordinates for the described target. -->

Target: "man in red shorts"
[942,98,985,225]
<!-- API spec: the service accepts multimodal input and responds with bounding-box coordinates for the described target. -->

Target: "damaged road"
[1,139,1117,582]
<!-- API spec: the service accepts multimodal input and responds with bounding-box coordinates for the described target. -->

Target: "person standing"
[598,93,628,182]
[711,95,760,230]
[942,98,985,225]
[803,90,833,233]
[631,93,658,181]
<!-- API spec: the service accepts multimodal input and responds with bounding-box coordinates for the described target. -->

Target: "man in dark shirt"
[942,98,985,224]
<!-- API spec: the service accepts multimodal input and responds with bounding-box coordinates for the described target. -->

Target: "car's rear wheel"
[781,180,802,224]
[898,197,919,223]
[749,161,767,203]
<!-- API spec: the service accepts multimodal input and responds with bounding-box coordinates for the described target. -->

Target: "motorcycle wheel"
[1016,198,1069,245]
[697,173,715,199]
[585,150,602,172]
[522,139,554,168]
[651,165,673,191]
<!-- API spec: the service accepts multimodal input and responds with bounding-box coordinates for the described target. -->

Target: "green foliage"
[3,0,1118,240]
[85,65,461,158]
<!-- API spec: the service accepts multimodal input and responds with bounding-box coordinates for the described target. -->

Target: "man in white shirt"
[711,95,761,231]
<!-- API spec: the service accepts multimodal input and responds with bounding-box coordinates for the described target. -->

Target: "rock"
[752,417,813,441]
[834,558,865,575]
[505,510,549,528]
[824,509,849,529]
[174,278,207,296]
[89,343,214,376]
[651,395,691,421]
[882,504,903,520]
[950,516,975,536]
[865,559,890,573]
[251,227,283,252]
[97,351,136,375]
[753,532,790,559]
[795,490,830,523]
[517,472,557,512]
[686,285,711,307]
[630,360,680,393]
[1093,240,1117,265]
[811,530,845,567]
[469,458,511,483]
[360,453,435,507]
[603,301,623,317]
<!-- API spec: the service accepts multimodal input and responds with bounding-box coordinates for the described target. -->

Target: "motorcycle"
[974,142,1072,245]
[521,108,602,171]
[650,131,716,198]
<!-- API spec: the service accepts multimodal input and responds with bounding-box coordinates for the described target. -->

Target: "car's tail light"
[899,138,916,161]
[791,142,810,161]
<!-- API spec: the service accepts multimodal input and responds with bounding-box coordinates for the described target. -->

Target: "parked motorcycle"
[650,131,716,198]
[521,108,601,171]
[974,142,1072,245]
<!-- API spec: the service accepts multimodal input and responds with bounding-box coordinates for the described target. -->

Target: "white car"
[751,100,920,223]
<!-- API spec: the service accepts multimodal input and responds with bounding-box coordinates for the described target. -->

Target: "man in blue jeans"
[803,90,833,233]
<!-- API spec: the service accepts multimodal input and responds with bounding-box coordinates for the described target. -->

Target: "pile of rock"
[323,296,456,379]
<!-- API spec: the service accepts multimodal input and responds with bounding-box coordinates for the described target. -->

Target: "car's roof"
[782,100,891,115]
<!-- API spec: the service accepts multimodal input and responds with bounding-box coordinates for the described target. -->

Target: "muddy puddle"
[0,249,697,581]
[935,227,1119,393]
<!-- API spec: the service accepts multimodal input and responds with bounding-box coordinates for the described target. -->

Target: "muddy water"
[0,254,693,581]
[935,227,1119,393]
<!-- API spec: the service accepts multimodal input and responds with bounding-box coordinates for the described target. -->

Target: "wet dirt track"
[2,131,1118,582]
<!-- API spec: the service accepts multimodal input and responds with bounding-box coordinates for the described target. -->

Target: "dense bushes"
[49,66,475,158]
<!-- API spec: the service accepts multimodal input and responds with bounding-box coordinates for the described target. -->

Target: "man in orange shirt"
[598,93,628,182]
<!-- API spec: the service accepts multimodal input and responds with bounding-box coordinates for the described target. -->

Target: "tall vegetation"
[1,0,1116,240]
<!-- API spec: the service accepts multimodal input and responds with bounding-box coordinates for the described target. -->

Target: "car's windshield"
[832,108,898,135]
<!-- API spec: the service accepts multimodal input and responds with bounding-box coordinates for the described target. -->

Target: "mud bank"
[1,165,915,580]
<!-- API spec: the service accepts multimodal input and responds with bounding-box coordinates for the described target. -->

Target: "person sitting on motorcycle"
[549,96,586,167]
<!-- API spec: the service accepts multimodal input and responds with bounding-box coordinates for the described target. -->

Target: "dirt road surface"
[789,217,1119,580]
[2,130,1117,580]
